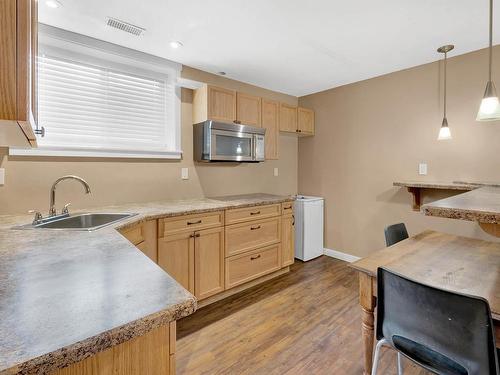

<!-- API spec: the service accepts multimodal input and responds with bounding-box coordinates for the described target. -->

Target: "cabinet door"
[207,85,236,123]
[0,0,37,146]
[297,107,315,135]
[194,227,225,300]
[158,232,195,293]
[0,0,16,120]
[281,214,295,267]
[279,103,298,133]
[236,92,261,126]
[261,99,279,159]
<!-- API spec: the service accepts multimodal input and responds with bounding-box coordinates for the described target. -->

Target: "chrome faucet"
[49,175,91,216]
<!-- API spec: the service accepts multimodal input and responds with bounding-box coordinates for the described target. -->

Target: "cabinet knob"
[233,120,241,124]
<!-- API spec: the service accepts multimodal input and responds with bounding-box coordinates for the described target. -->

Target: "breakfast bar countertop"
[422,186,500,224]
[0,193,294,375]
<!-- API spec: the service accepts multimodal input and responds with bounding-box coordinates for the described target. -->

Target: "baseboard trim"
[323,248,361,263]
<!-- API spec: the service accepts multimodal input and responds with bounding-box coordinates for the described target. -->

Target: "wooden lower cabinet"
[158,232,195,294]
[194,227,225,300]
[281,213,295,267]
[225,244,281,289]
[119,220,158,263]
[158,227,225,300]
[50,322,176,375]
[225,216,281,257]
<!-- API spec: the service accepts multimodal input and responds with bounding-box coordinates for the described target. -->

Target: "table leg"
[359,273,376,375]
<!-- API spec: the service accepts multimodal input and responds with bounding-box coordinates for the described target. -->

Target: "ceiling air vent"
[106,17,145,36]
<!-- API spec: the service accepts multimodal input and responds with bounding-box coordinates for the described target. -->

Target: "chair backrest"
[376,268,499,375]
[384,223,409,247]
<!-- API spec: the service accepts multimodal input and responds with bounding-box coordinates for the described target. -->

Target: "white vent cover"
[106,17,145,36]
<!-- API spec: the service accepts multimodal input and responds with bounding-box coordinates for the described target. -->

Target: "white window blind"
[38,54,175,153]
[7,25,183,158]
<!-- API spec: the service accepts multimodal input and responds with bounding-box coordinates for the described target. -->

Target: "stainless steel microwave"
[193,121,266,162]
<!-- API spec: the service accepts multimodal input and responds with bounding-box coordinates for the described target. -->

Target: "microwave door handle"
[251,135,256,161]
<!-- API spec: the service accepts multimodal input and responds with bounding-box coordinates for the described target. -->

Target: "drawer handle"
[187,220,202,225]
[292,214,295,226]
[250,225,261,230]
[250,211,261,215]
[284,206,292,210]
[250,254,261,261]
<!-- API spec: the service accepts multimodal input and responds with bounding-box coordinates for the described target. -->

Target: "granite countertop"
[0,193,294,375]
[422,186,500,224]
[393,181,479,190]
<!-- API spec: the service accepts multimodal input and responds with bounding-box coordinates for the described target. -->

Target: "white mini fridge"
[294,195,324,261]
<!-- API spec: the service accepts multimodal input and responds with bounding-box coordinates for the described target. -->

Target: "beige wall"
[0,67,298,214]
[298,46,500,258]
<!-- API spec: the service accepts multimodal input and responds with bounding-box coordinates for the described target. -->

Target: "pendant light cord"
[444,51,447,118]
[489,0,493,81]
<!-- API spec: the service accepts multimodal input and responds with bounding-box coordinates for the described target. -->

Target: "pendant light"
[477,0,500,121]
[437,45,454,140]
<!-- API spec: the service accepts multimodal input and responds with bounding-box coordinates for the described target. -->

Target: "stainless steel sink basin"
[15,213,138,231]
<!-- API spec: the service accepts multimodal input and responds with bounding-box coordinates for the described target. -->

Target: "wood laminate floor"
[177,256,430,375]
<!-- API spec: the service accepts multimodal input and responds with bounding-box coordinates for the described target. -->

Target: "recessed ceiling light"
[45,0,62,8]
[169,41,183,49]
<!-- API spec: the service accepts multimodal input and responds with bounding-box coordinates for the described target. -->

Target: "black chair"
[372,267,499,375]
[384,223,409,247]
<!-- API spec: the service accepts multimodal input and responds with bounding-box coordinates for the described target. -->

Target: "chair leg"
[371,338,390,375]
[397,353,403,375]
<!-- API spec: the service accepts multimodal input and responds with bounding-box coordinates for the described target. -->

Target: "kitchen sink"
[15,213,137,231]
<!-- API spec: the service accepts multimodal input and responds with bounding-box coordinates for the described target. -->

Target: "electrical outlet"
[181,167,189,180]
[0,168,4,185]
[418,163,427,175]
[273,167,279,177]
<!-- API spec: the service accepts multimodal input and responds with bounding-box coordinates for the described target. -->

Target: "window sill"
[8,147,182,160]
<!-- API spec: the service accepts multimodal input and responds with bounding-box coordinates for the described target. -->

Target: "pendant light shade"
[437,45,454,140]
[438,118,452,140]
[477,0,500,121]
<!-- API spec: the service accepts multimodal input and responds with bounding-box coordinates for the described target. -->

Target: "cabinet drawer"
[225,244,281,289]
[225,217,281,257]
[159,211,224,237]
[225,204,280,225]
[119,223,144,245]
[281,202,294,215]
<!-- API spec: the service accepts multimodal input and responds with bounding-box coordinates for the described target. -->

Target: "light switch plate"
[418,163,427,175]
[273,167,279,177]
[181,167,189,180]
[0,168,4,185]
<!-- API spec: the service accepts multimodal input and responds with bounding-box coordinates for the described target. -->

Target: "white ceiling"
[39,0,500,97]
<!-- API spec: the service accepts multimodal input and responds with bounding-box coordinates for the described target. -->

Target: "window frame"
[10,24,182,159]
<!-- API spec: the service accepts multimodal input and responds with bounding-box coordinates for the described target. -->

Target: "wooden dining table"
[350,230,500,375]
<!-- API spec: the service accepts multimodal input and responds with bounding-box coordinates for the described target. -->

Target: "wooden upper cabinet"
[0,0,37,147]
[279,103,315,136]
[236,92,261,126]
[298,107,315,135]
[193,84,236,124]
[261,99,279,159]
[279,103,298,133]
[194,227,225,300]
